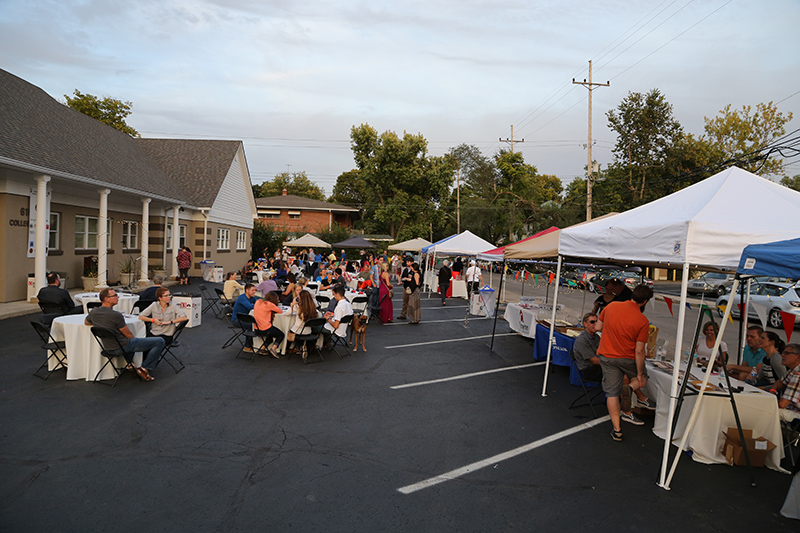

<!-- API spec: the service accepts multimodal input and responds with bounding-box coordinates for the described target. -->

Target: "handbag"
[389,288,394,298]
[405,287,412,295]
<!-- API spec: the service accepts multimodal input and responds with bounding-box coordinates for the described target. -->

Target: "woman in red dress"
[378,262,394,323]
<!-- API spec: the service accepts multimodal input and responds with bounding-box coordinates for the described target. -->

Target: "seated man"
[726,325,766,381]
[573,312,654,408]
[255,274,278,295]
[137,274,164,307]
[37,273,83,315]
[769,343,800,423]
[322,285,353,345]
[232,283,258,353]
[84,288,164,382]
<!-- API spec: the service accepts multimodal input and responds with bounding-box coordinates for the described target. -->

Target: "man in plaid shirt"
[771,343,800,423]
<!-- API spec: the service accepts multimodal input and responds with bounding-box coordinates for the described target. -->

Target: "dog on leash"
[350,313,368,352]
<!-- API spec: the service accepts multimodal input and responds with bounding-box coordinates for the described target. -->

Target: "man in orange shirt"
[596,284,654,442]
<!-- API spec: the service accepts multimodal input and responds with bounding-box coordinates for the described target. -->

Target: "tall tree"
[447,144,497,239]
[606,89,683,202]
[64,90,140,137]
[781,174,800,192]
[703,102,793,175]
[253,171,326,201]
[329,169,365,208]
[349,124,455,240]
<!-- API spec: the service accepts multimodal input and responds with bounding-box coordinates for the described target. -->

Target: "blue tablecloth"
[532,323,574,367]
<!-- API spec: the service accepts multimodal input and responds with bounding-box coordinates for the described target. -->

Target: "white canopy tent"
[388,237,432,252]
[283,233,331,248]
[422,230,495,292]
[554,166,800,489]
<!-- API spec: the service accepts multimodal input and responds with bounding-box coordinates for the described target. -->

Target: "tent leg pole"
[659,263,690,490]
[490,261,506,353]
[541,256,562,397]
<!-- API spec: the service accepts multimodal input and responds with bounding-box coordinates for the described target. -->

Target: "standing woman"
[176,246,192,285]
[379,262,394,323]
[408,262,422,325]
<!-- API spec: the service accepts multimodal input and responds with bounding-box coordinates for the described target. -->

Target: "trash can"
[27,273,36,302]
[172,294,202,328]
[211,266,224,283]
[470,286,496,317]
[200,260,216,282]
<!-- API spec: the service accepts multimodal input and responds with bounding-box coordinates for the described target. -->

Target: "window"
[75,215,111,250]
[236,230,247,251]
[165,223,187,250]
[217,228,230,250]
[288,210,301,220]
[262,210,280,219]
[49,212,60,250]
[122,221,139,249]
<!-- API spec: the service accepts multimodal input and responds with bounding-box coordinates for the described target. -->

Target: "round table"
[49,314,146,381]
[74,292,139,314]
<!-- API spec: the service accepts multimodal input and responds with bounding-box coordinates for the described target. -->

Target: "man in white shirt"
[323,286,353,339]
[465,260,483,297]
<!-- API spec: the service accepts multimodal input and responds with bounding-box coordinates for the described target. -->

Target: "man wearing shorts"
[597,284,654,442]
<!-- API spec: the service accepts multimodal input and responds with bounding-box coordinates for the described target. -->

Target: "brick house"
[255,191,358,232]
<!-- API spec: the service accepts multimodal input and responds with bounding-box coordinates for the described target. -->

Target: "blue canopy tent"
[738,237,800,279]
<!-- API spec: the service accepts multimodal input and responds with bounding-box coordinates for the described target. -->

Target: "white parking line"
[391,362,544,389]
[385,333,517,348]
[383,317,490,325]
[397,415,611,494]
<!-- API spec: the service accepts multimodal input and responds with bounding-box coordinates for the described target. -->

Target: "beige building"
[0,69,257,302]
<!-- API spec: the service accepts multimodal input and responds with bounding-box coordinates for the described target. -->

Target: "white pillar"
[97,189,110,288]
[202,209,209,261]
[139,198,151,284]
[34,175,50,294]
[171,205,180,280]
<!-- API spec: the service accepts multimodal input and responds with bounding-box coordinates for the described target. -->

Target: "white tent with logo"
[551,166,800,489]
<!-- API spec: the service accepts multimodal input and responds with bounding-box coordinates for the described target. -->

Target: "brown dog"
[350,313,368,352]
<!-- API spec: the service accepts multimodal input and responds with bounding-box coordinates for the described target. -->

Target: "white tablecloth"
[254,270,275,283]
[504,303,539,338]
[643,360,785,471]
[49,314,146,381]
[74,292,139,314]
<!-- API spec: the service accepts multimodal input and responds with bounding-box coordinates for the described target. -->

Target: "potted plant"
[81,256,98,291]
[151,262,167,279]
[118,256,136,287]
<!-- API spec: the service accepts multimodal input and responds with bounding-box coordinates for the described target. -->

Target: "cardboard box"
[722,427,777,467]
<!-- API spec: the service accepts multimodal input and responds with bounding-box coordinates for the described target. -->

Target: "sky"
[1,0,799,196]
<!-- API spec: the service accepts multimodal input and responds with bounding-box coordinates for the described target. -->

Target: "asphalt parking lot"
[0,281,796,531]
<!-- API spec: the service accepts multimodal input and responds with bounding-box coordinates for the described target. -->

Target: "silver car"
[715,281,800,328]
[688,272,734,297]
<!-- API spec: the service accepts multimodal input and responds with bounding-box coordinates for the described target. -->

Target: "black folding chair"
[315,294,330,311]
[350,295,369,316]
[158,320,187,373]
[366,287,387,324]
[328,314,354,359]
[199,284,222,318]
[220,305,244,349]
[38,301,65,315]
[132,299,153,315]
[292,317,327,364]
[215,288,233,307]
[234,313,260,361]
[89,327,138,387]
[568,349,604,418]
[30,319,68,380]
[86,301,102,311]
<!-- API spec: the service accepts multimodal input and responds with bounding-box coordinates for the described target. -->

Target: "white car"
[715,281,800,328]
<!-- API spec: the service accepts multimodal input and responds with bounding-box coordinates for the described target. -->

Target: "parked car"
[590,269,654,291]
[715,281,800,328]
[687,272,734,297]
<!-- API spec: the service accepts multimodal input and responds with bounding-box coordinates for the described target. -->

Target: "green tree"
[606,89,683,202]
[314,223,351,248]
[64,90,140,137]
[329,169,365,208]
[251,220,288,261]
[253,171,326,200]
[781,175,800,192]
[349,124,456,240]
[446,144,498,240]
[703,102,793,175]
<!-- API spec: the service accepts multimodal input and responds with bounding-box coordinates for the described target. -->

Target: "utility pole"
[499,124,524,153]
[456,168,461,233]
[573,60,609,221]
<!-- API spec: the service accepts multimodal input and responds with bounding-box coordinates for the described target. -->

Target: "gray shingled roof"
[0,68,187,202]
[136,139,243,208]
[255,194,358,212]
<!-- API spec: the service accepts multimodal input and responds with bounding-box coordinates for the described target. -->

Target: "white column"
[202,209,209,261]
[139,198,151,284]
[34,175,50,294]
[171,205,180,280]
[97,189,110,288]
